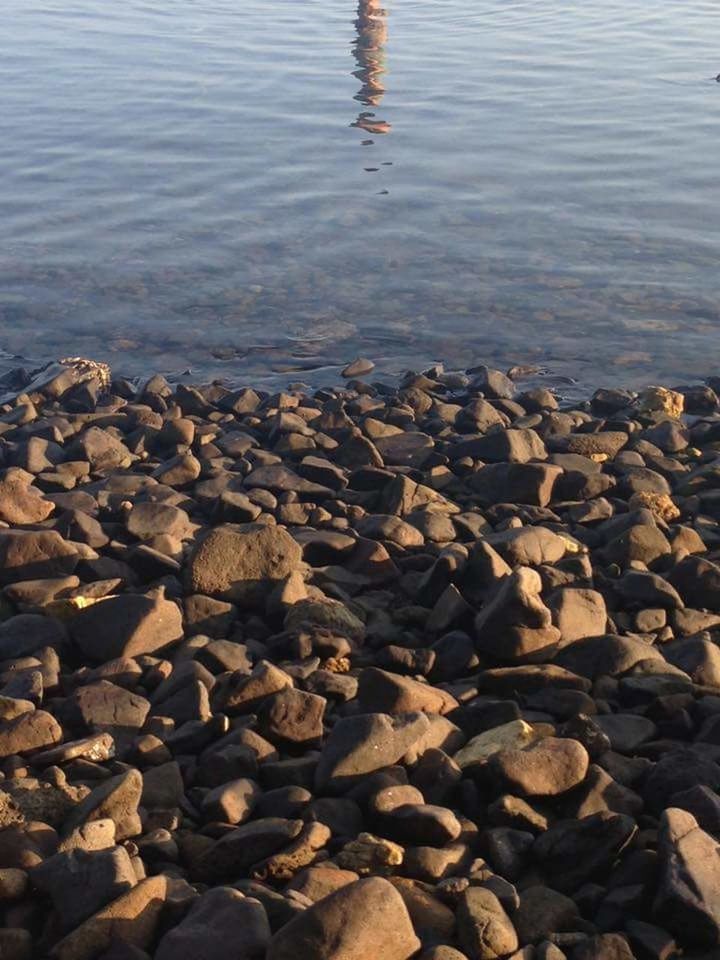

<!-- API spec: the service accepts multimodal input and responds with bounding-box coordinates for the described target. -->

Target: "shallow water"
[1,0,719,394]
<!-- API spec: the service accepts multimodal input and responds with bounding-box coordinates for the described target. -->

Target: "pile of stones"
[0,357,719,960]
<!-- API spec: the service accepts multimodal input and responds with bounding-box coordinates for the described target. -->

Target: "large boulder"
[187,524,303,606]
[456,886,519,959]
[155,886,271,960]
[315,712,430,793]
[0,710,61,758]
[266,877,421,960]
[0,530,77,584]
[49,875,167,960]
[653,807,720,946]
[0,469,54,524]
[487,737,589,797]
[475,568,561,663]
[70,590,183,663]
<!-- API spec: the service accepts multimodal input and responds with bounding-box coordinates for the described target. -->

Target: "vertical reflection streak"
[351,0,392,135]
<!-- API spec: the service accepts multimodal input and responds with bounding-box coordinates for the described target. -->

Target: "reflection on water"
[352,0,392,136]
[0,0,719,396]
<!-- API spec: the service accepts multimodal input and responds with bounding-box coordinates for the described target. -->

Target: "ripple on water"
[0,0,719,392]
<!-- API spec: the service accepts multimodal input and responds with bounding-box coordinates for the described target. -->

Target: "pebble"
[0,358,716,957]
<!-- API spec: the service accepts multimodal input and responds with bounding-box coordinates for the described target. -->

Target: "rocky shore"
[0,357,719,960]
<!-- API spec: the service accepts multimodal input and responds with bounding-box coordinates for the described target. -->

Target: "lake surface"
[1,0,719,394]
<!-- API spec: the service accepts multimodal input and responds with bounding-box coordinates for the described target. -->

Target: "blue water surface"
[1,1,719,392]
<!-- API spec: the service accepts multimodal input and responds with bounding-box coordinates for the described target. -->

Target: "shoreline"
[0,357,719,959]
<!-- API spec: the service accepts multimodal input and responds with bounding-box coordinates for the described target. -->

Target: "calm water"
[1,0,719,393]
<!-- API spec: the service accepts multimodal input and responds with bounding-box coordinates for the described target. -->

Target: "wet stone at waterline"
[0,356,716,959]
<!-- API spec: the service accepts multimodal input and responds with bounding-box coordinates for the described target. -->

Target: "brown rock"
[0,530,78,584]
[0,710,62,759]
[0,470,53,524]
[50,875,167,960]
[187,524,303,606]
[488,738,589,797]
[266,877,421,960]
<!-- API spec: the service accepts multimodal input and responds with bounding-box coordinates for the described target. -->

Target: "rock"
[196,818,304,882]
[628,492,680,522]
[336,832,404,874]
[562,431,629,458]
[0,928,33,960]
[653,807,720,946]
[50,875,167,960]
[155,886,271,960]
[593,715,657,754]
[456,886,519,960]
[30,732,114,767]
[669,555,720,612]
[33,846,137,929]
[548,589,607,644]
[187,524,303,606]
[70,426,130,470]
[389,877,456,946]
[245,464,332,499]
[62,769,143,842]
[453,720,536,771]
[5,364,720,958]
[356,513,425,548]
[488,738,589,797]
[62,681,150,744]
[0,710,62,758]
[126,502,192,541]
[601,524,671,568]
[0,530,78,584]
[566,764,643,819]
[380,802,462,847]
[472,367,515,400]
[284,598,365,642]
[214,660,292,715]
[342,358,375,378]
[257,687,326,748]
[533,812,637,892]
[614,570,683,611]
[514,885,580,944]
[315,712,430,792]
[417,950,469,960]
[0,470,53,524]
[554,634,665,680]
[638,386,684,418]
[458,429,547,464]
[152,452,201,486]
[489,527,567,567]
[287,866,359,902]
[374,432,435,468]
[357,668,458,715]
[0,613,67,659]
[664,637,720,687]
[202,778,260,825]
[669,785,720,838]
[141,761,185,809]
[643,752,720,816]
[0,867,28,900]
[475,568,561,664]
[468,463,562,507]
[266,877,421,960]
[571,935,636,960]
[251,821,331,882]
[70,591,183,663]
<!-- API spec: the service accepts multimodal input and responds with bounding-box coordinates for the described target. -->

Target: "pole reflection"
[351,0,391,135]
